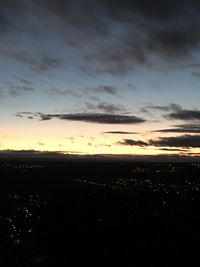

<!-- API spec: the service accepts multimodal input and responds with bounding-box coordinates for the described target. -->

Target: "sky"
[1,0,200,156]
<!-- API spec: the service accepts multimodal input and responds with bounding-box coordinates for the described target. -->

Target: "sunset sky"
[1,0,200,156]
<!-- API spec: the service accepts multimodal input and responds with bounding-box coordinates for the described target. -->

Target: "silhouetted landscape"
[0,159,200,266]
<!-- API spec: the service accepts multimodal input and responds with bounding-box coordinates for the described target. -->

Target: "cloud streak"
[7,84,35,97]
[154,124,200,134]
[92,85,118,95]
[150,135,200,148]
[117,135,200,148]
[141,103,182,113]
[102,131,138,135]
[17,112,146,124]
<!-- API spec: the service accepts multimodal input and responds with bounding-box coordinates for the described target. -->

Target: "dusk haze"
[0,0,200,158]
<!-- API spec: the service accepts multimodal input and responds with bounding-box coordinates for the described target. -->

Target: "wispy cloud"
[85,101,127,113]
[141,103,182,113]
[13,76,32,86]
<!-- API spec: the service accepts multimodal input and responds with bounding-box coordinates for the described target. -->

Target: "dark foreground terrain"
[0,160,200,266]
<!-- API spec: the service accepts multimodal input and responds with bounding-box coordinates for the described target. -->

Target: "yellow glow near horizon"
[1,120,199,156]
[1,136,199,156]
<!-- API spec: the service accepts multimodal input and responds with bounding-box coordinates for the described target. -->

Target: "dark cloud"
[140,104,200,123]
[142,105,200,122]
[16,112,146,124]
[150,135,200,148]
[102,131,138,134]
[166,109,200,121]
[1,1,200,75]
[117,139,148,146]
[141,103,182,113]
[83,0,200,74]
[116,134,200,148]
[154,124,200,133]
[85,101,126,113]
